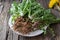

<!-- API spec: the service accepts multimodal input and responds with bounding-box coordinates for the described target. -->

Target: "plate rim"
[8,15,49,37]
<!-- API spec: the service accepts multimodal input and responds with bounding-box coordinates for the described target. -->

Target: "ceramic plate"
[8,15,48,37]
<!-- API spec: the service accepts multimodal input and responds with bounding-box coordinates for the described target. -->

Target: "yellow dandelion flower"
[49,0,59,8]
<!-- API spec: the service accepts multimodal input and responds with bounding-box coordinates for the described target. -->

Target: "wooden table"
[0,0,60,40]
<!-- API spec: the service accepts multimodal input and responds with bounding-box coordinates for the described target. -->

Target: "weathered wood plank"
[19,0,22,2]
[53,24,60,35]
[56,36,60,40]
[0,2,4,32]
[5,0,9,2]
[0,3,3,14]
[2,0,5,1]
[37,0,49,8]
[7,29,13,40]
[15,0,20,2]
[13,32,18,40]
[18,35,31,40]
[29,36,43,40]
[0,0,1,2]
[51,9,60,18]
[18,35,47,40]
[45,0,50,8]
[0,1,10,40]
[18,36,25,40]
[9,0,13,3]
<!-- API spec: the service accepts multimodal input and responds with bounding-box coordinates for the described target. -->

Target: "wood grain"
[0,1,10,40]
[0,2,3,14]
[13,32,18,40]
[7,29,13,40]
[51,9,60,18]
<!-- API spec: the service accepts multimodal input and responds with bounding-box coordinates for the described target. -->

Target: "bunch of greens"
[9,0,60,35]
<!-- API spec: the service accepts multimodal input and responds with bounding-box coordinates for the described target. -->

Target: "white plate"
[8,15,48,37]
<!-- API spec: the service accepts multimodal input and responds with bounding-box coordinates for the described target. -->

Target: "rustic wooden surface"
[0,0,60,40]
